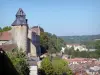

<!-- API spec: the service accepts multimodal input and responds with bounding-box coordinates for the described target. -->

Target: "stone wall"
[29,66,38,75]
[11,25,28,52]
[30,41,37,56]
[28,30,37,56]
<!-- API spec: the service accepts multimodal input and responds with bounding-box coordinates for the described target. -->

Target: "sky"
[0,0,100,36]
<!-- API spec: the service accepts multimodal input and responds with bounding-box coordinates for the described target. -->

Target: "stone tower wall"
[11,25,28,52]
[28,30,37,56]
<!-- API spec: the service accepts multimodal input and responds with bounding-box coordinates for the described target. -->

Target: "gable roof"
[0,31,12,41]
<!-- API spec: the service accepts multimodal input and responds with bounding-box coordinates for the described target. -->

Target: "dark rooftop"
[16,8,26,16]
[12,8,28,26]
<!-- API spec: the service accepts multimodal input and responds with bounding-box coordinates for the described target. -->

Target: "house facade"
[66,44,88,51]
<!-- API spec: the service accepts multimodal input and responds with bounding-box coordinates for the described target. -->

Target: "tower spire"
[16,8,26,16]
[12,8,28,26]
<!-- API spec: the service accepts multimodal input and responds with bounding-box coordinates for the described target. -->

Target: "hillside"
[59,34,100,44]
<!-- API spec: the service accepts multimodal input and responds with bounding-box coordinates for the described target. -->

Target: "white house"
[66,44,88,51]
[61,47,65,53]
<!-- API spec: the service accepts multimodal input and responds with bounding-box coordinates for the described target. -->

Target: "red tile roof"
[0,44,17,51]
[0,31,12,41]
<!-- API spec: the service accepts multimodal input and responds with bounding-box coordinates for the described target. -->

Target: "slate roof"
[12,19,27,26]
[12,8,28,26]
[16,8,26,16]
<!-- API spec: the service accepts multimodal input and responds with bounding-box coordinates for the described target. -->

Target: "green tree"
[7,48,29,75]
[0,27,2,32]
[52,58,72,75]
[0,26,12,32]
[40,27,65,53]
[94,40,100,49]
[41,57,54,75]
[64,47,69,54]
[40,32,48,49]
[3,26,11,31]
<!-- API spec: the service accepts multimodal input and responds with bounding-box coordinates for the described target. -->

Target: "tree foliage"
[7,48,29,75]
[60,35,100,44]
[41,57,54,75]
[64,40,100,58]
[40,27,65,53]
[94,40,100,49]
[52,57,72,75]
[0,26,11,32]
[40,32,48,49]
[41,57,72,75]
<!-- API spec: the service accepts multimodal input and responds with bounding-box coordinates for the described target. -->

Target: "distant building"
[95,39,100,41]
[0,31,12,45]
[65,57,100,75]
[89,49,96,52]
[61,47,65,53]
[86,66,100,75]
[66,58,89,64]
[66,44,88,51]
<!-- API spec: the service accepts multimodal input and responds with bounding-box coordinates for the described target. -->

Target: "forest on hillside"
[59,35,100,44]
[64,40,100,58]
[60,35,100,58]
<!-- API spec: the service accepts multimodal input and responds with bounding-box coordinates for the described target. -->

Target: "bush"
[0,26,11,32]
[41,57,54,75]
[52,58,72,75]
[7,49,29,75]
[41,57,73,75]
